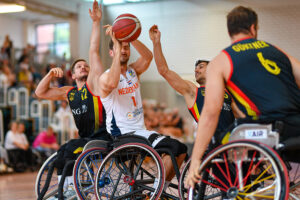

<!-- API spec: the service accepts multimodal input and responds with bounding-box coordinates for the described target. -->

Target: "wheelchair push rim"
[73,147,107,200]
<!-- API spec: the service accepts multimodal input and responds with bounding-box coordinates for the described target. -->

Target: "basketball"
[112,13,141,42]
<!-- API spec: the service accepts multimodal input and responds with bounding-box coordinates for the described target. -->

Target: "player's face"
[120,42,130,65]
[72,61,90,81]
[195,62,208,85]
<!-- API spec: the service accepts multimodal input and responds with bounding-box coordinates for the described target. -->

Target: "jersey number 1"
[257,52,281,75]
[131,96,137,107]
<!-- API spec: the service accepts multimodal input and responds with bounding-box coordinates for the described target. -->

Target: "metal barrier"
[0,77,8,108]
[30,99,53,133]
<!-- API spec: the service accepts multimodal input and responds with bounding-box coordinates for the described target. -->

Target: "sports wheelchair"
[93,134,189,200]
[35,139,110,200]
[36,134,187,200]
[182,120,300,200]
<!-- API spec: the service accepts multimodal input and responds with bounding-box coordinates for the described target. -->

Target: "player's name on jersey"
[232,40,269,52]
[118,82,139,95]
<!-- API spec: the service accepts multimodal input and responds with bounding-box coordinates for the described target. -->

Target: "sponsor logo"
[127,112,133,120]
[128,69,135,77]
[71,104,88,115]
[69,92,75,101]
[222,103,232,111]
[126,107,143,120]
[245,129,267,139]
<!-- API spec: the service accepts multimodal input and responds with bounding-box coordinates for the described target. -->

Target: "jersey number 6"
[257,52,281,75]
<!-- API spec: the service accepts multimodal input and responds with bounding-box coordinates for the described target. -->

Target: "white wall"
[0,15,24,49]
[102,0,300,82]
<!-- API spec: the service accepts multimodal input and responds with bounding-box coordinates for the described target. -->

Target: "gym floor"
[0,171,37,200]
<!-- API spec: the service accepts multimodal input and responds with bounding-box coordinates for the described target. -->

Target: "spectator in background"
[18,56,33,90]
[0,47,8,62]
[2,35,13,59]
[33,126,59,157]
[0,60,16,87]
[4,121,34,172]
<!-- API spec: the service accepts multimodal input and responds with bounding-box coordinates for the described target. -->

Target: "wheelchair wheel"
[179,158,211,200]
[35,152,58,199]
[288,162,300,200]
[73,147,107,200]
[179,158,192,200]
[188,140,289,200]
[95,143,165,200]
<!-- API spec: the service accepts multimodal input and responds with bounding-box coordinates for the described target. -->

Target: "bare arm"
[231,99,246,118]
[130,40,153,76]
[35,68,71,101]
[187,54,226,188]
[149,25,197,102]
[275,46,300,88]
[99,27,122,98]
[87,0,104,91]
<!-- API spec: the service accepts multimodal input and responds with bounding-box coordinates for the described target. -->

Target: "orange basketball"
[112,13,141,42]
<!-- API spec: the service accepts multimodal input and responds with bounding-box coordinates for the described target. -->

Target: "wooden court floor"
[0,171,37,200]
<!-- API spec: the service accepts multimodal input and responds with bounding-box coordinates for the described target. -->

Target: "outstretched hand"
[149,25,161,44]
[104,24,121,55]
[89,0,102,22]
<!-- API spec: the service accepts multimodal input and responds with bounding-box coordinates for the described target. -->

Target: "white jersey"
[101,67,145,136]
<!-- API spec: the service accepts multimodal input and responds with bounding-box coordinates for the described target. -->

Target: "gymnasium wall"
[0,15,24,49]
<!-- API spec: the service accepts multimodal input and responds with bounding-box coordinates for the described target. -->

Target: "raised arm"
[87,0,104,91]
[35,68,71,101]
[130,39,153,76]
[149,25,197,103]
[99,27,122,98]
[186,53,226,189]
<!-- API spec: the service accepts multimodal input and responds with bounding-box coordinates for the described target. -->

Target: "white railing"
[7,87,29,120]
[7,87,19,120]
[18,87,29,120]
[0,76,8,108]
[30,99,53,133]
[0,110,3,146]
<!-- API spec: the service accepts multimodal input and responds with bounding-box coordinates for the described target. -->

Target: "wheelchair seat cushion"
[113,133,152,148]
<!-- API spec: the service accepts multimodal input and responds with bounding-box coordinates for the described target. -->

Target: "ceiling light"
[0,4,26,14]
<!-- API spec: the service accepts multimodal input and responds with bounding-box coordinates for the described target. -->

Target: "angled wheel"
[35,152,58,199]
[188,140,289,200]
[73,147,107,200]
[95,143,165,200]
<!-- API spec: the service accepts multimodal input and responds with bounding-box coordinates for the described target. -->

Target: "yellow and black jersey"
[188,86,235,131]
[223,37,300,126]
[67,83,106,138]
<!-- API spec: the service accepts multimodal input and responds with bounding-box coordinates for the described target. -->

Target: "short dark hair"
[227,6,258,37]
[109,39,114,50]
[71,59,86,73]
[108,39,130,51]
[195,60,209,67]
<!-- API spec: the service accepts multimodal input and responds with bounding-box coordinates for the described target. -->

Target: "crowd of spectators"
[0,35,73,173]
[143,100,187,139]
